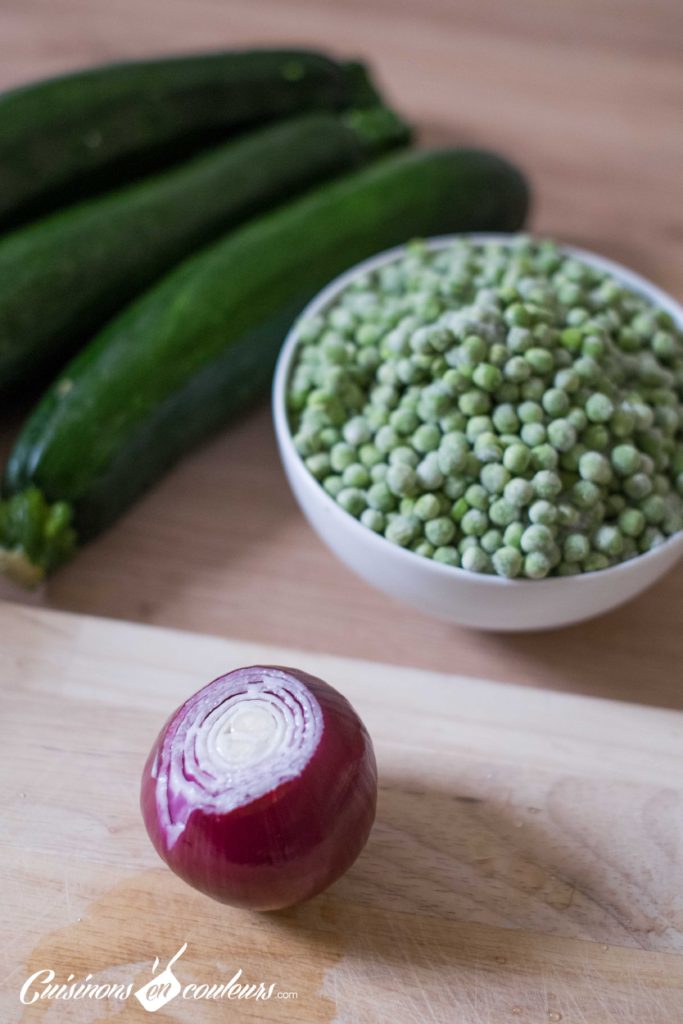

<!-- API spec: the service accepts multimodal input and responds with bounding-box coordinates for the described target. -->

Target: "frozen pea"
[370,463,388,483]
[583,424,610,452]
[605,493,626,517]
[474,433,504,464]
[366,407,389,431]
[529,500,558,526]
[466,415,494,441]
[414,494,441,521]
[492,403,520,433]
[503,521,525,548]
[412,540,435,558]
[563,532,590,563]
[387,463,420,497]
[472,363,503,392]
[399,496,416,516]
[611,407,636,438]
[492,546,523,578]
[459,390,490,416]
[416,454,444,490]
[319,426,340,448]
[463,334,489,362]
[557,561,581,576]
[359,443,382,468]
[480,463,511,494]
[571,479,601,507]
[385,515,417,547]
[506,326,533,353]
[504,478,535,507]
[520,422,546,447]
[389,446,419,468]
[623,473,653,500]
[579,451,612,485]
[584,552,611,572]
[542,388,570,417]
[461,508,488,536]
[342,463,371,488]
[618,508,646,537]
[518,400,544,424]
[465,483,490,510]
[361,508,385,533]
[419,383,452,421]
[533,470,563,499]
[547,419,577,452]
[461,545,491,573]
[554,368,581,393]
[433,546,460,566]
[337,487,367,516]
[444,476,467,500]
[390,406,420,436]
[425,516,456,546]
[641,494,667,524]
[524,551,552,579]
[505,355,532,382]
[525,347,554,374]
[503,443,531,474]
[342,416,372,446]
[593,524,624,557]
[557,501,579,528]
[521,524,555,553]
[481,528,504,554]
[567,407,588,432]
[413,423,441,453]
[375,425,399,453]
[531,444,559,471]
[490,498,518,527]
[639,526,665,552]
[611,444,641,476]
[585,392,614,423]
[367,481,396,512]
[323,475,343,498]
[305,453,331,480]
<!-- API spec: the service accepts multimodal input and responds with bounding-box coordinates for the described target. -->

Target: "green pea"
[492,546,523,578]
[461,545,491,573]
[579,451,612,485]
[585,392,614,423]
[425,516,456,546]
[433,546,460,566]
[361,508,385,533]
[461,508,488,536]
[337,487,367,516]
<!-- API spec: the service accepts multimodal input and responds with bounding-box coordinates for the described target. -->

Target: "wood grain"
[0,0,682,709]
[1,603,683,1022]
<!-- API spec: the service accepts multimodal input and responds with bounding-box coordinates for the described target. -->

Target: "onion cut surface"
[141,665,377,910]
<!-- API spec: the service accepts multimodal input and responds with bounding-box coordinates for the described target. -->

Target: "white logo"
[19,944,298,1010]
[134,944,187,1012]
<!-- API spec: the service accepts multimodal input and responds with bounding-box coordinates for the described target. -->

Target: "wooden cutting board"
[1,603,682,1023]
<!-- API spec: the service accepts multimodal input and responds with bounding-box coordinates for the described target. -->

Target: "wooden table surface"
[1,0,682,709]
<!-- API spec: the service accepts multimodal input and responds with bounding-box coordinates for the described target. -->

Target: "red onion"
[141,665,377,911]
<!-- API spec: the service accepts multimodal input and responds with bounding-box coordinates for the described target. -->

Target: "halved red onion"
[141,665,377,911]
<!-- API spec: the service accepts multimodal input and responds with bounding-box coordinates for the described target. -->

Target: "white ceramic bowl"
[273,235,683,630]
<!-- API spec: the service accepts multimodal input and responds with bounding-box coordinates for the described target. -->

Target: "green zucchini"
[0,107,409,395]
[0,147,530,584]
[0,49,368,231]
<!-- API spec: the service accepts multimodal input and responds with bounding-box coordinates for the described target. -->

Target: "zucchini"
[0,147,530,584]
[0,107,409,394]
[0,49,367,230]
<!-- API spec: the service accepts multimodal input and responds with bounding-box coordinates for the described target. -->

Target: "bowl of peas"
[273,234,683,630]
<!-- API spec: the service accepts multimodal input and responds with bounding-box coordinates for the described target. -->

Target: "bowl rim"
[272,233,683,588]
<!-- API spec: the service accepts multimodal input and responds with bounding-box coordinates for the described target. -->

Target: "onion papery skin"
[141,665,377,911]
